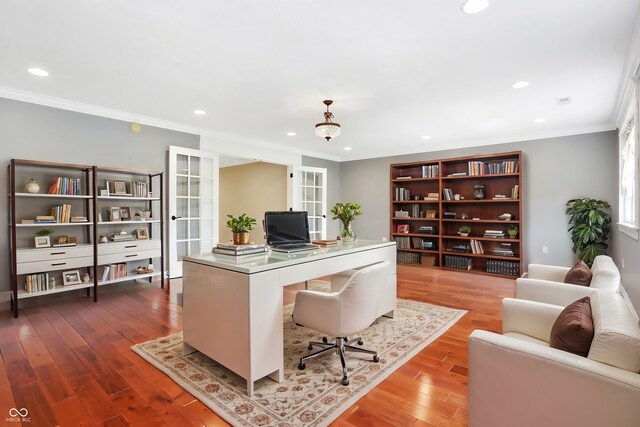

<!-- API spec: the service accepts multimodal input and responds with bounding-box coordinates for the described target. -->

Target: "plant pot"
[232,232,250,245]
[508,233,518,239]
[458,233,469,237]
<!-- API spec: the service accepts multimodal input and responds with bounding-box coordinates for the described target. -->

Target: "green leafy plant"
[35,228,53,236]
[226,213,257,233]
[507,224,519,235]
[565,198,611,266]
[458,225,471,234]
[331,203,362,238]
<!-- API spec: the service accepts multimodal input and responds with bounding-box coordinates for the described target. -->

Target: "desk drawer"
[17,245,93,263]
[278,253,355,285]
[17,256,94,275]
[98,239,160,255]
[98,248,161,265]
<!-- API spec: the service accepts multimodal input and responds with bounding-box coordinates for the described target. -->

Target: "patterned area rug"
[132,288,465,427]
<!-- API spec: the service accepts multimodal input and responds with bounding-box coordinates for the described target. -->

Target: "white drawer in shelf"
[97,239,161,255]
[17,245,94,263]
[17,256,94,275]
[98,248,161,265]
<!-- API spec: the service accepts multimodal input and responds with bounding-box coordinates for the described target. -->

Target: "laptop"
[264,211,319,253]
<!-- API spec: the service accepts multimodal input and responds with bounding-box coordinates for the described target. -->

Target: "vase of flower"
[331,203,362,242]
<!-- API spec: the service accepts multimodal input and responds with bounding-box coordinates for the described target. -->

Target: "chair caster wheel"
[357,340,363,345]
[342,377,349,386]
[308,344,313,350]
[298,362,306,370]
[373,355,379,363]
[322,337,328,343]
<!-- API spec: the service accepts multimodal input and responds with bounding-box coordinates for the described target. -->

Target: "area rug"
[132,288,465,427]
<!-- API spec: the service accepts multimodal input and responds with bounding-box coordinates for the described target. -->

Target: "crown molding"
[613,5,640,128]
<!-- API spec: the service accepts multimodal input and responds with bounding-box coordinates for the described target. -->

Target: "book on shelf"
[442,188,454,200]
[131,181,149,197]
[21,219,35,224]
[47,177,82,196]
[110,234,135,241]
[396,176,412,180]
[394,187,411,201]
[25,272,51,293]
[487,259,519,276]
[101,266,110,283]
[511,185,519,199]
[447,172,467,177]
[70,216,88,223]
[421,164,439,178]
[394,236,411,249]
[470,239,484,254]
[444,255,472,270]
[51,204,72,223]
[468,160,519,176]
[312,240,338,246]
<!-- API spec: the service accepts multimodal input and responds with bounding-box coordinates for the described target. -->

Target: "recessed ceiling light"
[344,147,352,151]
[512,81,530,89]
[422,135,432,140]
[461,0,490,14]
[27,67,49,77]
[533,118,547,123]
[286,132,296,136]
[193,110,206,115]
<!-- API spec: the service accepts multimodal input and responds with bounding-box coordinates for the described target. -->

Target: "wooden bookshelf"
[390,151,523,278]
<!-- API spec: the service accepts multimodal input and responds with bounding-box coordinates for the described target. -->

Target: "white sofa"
[516,255,620,306]
[468,291,640,427]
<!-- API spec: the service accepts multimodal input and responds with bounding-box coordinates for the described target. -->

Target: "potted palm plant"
[566,198,611,266]
[226,213,257,245]
[331,202,362,241]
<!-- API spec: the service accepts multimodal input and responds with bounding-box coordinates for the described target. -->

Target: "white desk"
[182,240,397,395]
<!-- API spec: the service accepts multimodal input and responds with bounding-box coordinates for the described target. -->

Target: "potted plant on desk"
[331,202,362,241]
[226,213,257,245]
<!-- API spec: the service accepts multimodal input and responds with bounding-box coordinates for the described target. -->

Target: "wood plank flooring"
[0,265,514,426]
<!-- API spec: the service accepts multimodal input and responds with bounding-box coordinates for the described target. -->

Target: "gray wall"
[0,98,199,298]
[340,131,634,305]
[302,156,342,240]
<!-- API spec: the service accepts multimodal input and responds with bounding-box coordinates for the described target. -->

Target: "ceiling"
[1,1,639,161]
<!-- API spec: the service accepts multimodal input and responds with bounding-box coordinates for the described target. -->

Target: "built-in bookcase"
[390,151,523,278]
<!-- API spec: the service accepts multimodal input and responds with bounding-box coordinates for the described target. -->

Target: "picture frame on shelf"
[100,189,108,197]
[136,227,149,240]
[68,236,77,244]
[62,270,82,286]
[108,207,121,221]
[397,224,410,234]
[426,210,437,219]
[57,236,68,245]
[120,206,131,221]
[34,236,51,248]
[113,181,127,194]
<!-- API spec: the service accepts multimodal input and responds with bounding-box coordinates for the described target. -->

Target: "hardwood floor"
[0,265,514,426]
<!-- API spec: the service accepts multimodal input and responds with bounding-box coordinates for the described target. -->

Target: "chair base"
[298,336,379,385]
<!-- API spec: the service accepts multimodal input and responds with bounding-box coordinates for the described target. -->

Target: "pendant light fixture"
[315,100,341,141]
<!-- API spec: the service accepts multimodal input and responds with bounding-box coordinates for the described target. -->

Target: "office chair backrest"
[337,261,390,335]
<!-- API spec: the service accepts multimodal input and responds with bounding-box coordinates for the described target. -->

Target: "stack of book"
[312,240,338,247]
[487,259,519,276]
[423,192,439,201]
[34,215,56,224]
[444,255,472,270]
[484,230,506,239]
[110,233,135,242]
[212,243,268,256]
[493,242,515,257]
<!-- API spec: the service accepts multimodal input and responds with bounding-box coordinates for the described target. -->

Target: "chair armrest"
[502,298,563,341]
[527,263,571,281]
[293,290,341,334]
[515,278,598,306]
[468,330,640,427]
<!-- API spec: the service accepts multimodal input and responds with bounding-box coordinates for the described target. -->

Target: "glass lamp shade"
[315,122,341,141]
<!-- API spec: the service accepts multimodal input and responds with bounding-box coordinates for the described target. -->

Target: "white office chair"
[292,261,390,385]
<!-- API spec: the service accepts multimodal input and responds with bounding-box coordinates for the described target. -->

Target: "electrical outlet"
[542,246,549,254]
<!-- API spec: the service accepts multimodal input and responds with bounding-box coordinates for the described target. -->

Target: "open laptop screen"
[264,211,311,246]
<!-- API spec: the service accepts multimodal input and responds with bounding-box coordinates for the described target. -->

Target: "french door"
[288,166,327,241]
[168,146,219,277]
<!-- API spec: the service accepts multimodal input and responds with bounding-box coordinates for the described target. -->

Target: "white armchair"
[292,261,389,385]
[516,255,620,306]
[468,292,640,427]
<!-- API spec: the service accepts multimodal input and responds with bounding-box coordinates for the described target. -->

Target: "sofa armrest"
[527,263,571,281]
[468,330,640,427]
[515,278,598,306]
[502,298,563,341]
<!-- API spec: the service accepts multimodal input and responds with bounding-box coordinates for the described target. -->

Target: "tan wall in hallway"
[219,162,287,244]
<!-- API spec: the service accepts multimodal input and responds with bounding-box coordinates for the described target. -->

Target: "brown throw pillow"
[549,296,594,357]
[564,261,592,286]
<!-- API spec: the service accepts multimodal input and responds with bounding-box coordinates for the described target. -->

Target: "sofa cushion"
[563,261,592,286]
[589,255,621,292]
[549,296,594,357]
[588,292,640,372]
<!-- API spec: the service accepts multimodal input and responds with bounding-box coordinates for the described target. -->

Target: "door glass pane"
[177,198,188,217]
[314,173,322,186]
[201,219,213,238]
[305,172,314,186]
[190,198,200,218]
[177,155,189,175]
[177,220,188,240]
[201,198,214,217]
[190,178,200,197]
[190,219,200,239]
[190,240,201,256]
[177,176,188,197]
[315,187,323,202]
[190,156,200,176]
[202,158,214,177]
[200,178,214,197]
[177,241,188,260]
